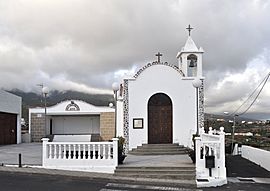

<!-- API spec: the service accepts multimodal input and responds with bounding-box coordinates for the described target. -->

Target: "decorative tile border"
[133,61,185,78]
[123,79,129,153]
[199,80,205,130]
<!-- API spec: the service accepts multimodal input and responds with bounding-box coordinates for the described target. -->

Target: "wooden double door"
[0,112,17,145]
[148,93,172,144]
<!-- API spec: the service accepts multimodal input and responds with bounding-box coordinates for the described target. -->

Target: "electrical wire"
[231,72,270,116]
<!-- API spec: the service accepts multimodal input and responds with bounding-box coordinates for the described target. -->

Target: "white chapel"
[116,29,205,151]
[38,27,227,187]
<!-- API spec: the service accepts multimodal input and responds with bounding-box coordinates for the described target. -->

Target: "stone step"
[134,148,187,152]
[114,173,195,180]
[115,169,195,174]
[128,151,187,155]
[141,143,182,147]
[116,166,195,170]
[128,144,189,155]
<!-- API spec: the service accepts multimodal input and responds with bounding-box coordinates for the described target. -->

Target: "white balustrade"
[41,138,119,173]
[195,127,227,187]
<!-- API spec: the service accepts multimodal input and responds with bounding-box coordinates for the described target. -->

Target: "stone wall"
[31,113,45,142]
[100,112,115,141]
[31,112,115,142]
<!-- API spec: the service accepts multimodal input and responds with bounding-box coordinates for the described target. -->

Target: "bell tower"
[176,25,204,77]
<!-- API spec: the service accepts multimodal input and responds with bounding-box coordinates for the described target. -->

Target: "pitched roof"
[182,36,199,52]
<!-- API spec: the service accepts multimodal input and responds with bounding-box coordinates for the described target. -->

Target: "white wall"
[0,90,22,144]
[29,100,114,115]
[116,101,124,137]
[127,65,197,150]
[242,145,270,171]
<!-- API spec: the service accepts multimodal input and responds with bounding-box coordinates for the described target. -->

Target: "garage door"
[0,112,17,145]
[51,115,100,135]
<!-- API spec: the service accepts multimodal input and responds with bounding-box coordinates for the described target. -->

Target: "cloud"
[0,0,270,117]
[205,49,270,116]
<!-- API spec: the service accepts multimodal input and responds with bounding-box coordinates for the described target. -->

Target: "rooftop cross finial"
[155,52,162,62]
[186,24,193,36]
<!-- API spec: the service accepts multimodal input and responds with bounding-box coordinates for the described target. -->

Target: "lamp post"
[42,87,49,136]
[232,114,238,154]
[112,82,119,138]
[192,78,202,136]
[224,111,238,154]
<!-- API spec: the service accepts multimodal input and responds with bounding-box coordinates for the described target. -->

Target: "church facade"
[116,35,205,151]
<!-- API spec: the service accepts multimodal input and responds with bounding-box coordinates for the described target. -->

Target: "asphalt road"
[0,171,270,191]
[0,171,197,191]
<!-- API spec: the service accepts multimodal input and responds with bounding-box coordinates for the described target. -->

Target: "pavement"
[0,143,42,165]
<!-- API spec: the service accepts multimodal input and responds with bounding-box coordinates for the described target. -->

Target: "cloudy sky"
[0,0,270,119]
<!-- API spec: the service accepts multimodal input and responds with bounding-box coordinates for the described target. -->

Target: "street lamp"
[232,114,238,154]
[109,102,114,108]
[112,82,119,138]
[42,87,49,136]
[192,77,202,135]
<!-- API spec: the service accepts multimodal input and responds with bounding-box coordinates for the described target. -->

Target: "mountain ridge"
[8,89,114,122]
[7,89,261,125]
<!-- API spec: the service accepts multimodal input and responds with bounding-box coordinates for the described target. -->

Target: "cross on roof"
[186,24,193,36]
[155,52,162,62]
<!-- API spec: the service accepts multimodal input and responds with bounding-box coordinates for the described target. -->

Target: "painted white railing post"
[112,138,119,166]
[219,127,226,178]
[208,127,213,135]
[41,138,49,167]
[195,136,201,165]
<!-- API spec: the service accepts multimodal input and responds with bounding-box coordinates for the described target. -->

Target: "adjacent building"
[29,100,115,142]
[0,90,22,145]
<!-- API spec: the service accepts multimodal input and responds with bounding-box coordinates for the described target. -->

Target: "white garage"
[29,100,115,142]
[51,115,100,135]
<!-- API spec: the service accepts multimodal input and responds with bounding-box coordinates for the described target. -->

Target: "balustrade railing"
[41,138,118,173]
[195,127,227,187]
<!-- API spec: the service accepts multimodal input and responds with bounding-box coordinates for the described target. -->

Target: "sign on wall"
[65,101,80,111]
[133,118,143,129]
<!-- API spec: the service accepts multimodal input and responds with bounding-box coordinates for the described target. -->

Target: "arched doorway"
[148,93,172,144]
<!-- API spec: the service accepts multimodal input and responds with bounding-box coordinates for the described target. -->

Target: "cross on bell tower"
[155,52,162,63]
[186,24,193,36]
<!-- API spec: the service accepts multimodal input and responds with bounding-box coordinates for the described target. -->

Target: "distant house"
[235,132,253,136]
[29,100,115,142]
[217,119,225,122]
[0,90,22,145]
